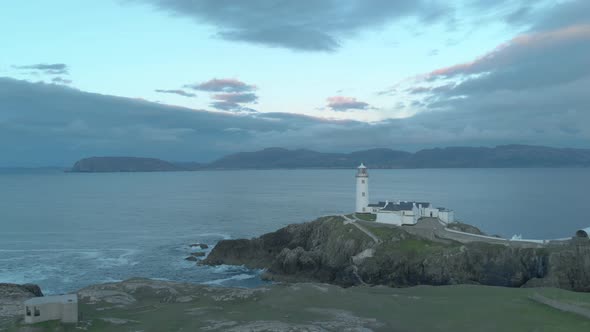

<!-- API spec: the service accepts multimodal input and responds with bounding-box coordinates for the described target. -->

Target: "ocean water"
[1,168,590,294]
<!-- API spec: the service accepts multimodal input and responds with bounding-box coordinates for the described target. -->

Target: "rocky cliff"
[203,216,590,291]
[0,283,43,322]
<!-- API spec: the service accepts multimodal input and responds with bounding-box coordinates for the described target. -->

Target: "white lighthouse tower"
[355,163,369,213]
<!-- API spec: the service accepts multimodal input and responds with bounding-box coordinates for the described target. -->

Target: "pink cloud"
[185,78,256,93]
[327,96,370,111]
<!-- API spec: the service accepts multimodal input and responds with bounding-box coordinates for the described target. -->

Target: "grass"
[6,284,590,332]
[354,213,376,222]
[363,223,401,239]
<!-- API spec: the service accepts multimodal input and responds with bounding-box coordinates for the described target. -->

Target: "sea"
[1,168,589,294]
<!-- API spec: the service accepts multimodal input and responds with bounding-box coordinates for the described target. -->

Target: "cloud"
[181,78,258,111]
[210,93,258,111]
[134,0,551,52]
[13,63,69,75]
[2,75,589,168]
[137,0,451,52]
[327,96,370,111]
[213,92,257,103]
[51,77,72,85]
[155,89,196,97]
[384,1,590,151]
[185,78,255,93]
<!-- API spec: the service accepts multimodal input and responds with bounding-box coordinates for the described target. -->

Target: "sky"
[1,0,589,166]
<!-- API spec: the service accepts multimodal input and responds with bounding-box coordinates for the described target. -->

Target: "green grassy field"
[354,213,377,222]
[5,279,590,331]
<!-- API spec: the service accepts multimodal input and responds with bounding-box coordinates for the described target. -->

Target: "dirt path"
[341,215,381,244]
[530,293,590,320]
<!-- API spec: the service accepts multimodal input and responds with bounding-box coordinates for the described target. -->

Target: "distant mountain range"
[69,145,590,172]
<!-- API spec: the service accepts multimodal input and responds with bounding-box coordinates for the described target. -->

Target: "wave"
[201,273,257,286]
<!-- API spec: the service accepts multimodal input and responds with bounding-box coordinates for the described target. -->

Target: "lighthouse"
[355,163,369,213]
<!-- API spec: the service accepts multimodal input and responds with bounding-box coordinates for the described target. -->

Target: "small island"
[69,157,184,173]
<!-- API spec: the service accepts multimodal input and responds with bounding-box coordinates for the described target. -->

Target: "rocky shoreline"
[202,215,590,291]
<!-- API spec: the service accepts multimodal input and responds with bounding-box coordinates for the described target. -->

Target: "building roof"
[25,294,77,305]
[382,201,415,211]
[376,201,432,212]
[358,163,367,169]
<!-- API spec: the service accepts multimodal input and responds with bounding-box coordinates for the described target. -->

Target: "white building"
[355,164,455,225]
[355,163,369,213]
[24,294,78,324]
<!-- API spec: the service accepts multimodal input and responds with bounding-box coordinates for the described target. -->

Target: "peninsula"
[202,164,590,289]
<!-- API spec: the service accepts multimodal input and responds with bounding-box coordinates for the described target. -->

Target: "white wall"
[356,176,369,213]
[376,212,402,225]
[423,207,440,218]
[376,211,418,225]
[439,211,455,223]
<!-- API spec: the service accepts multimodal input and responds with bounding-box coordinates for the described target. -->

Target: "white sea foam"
[196,233,232,240]
[202,274,256,285]
[210,264,249,274]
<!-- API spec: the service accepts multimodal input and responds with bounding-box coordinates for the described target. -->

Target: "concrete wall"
[62,302,78,323]
[24,299,78,324]
[24,303,63,324]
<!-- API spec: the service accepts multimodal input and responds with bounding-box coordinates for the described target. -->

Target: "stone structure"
[24,294,78,324]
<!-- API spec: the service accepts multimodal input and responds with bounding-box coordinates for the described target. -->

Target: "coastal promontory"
[203,216,590,291]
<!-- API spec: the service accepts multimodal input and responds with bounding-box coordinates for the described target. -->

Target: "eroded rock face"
[0,283,43,320]
[203,216,590,292]
[203,216,375,286]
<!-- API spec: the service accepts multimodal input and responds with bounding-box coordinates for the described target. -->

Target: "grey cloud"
[51,77,72,85]
[388,0,590,152]
[210,94,258,111]
[13,63,69,75]
[210,101,241,111]
[155,89,196,97]
[2,76,589,168]
[530,0,590,32]
[137,0,451,51]
[213,92,258,104]
[135,0,551,51]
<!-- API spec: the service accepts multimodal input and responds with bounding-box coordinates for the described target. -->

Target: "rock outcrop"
[0,283,43,321]
[204,216,374,286]
[203,216,590,291]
